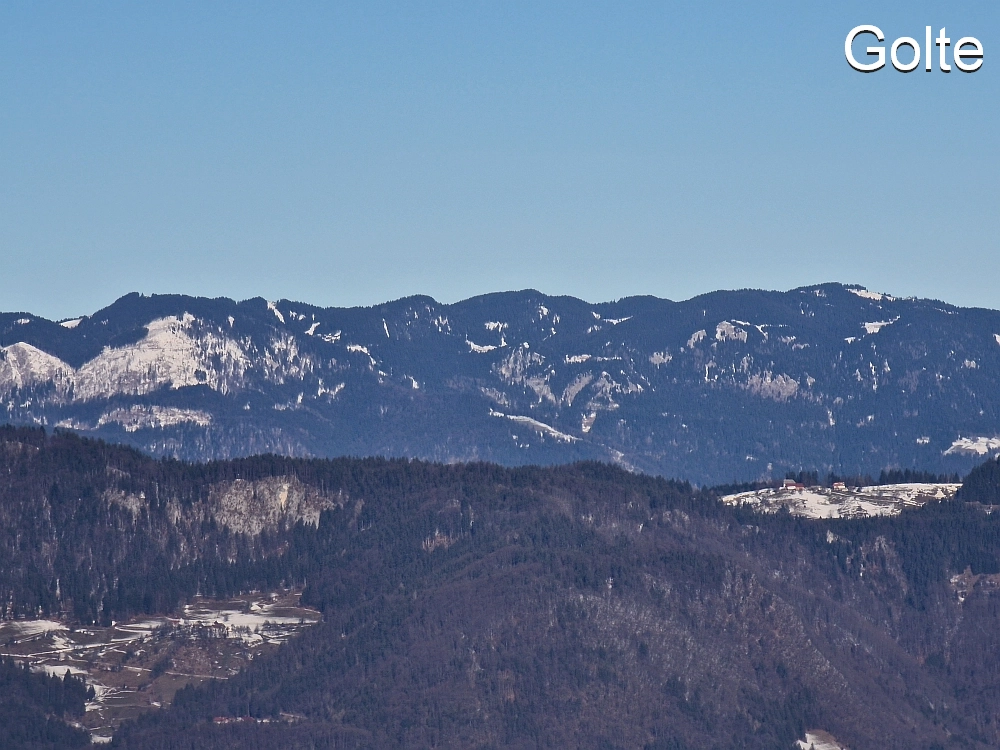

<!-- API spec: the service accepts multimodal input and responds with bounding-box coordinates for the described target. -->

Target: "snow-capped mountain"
[2,284,999,484]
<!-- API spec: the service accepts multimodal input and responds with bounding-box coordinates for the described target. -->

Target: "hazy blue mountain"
[2,283,999,484]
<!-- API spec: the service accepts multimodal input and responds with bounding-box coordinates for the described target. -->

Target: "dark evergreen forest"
[2,426,1000,748]
[0,657,92,748]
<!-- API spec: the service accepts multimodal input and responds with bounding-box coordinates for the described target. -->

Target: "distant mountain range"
[2,283,999,484]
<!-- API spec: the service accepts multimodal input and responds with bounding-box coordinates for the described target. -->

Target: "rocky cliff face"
[105,475,336,538]
[3,283,999,483]
[0,431,343,623]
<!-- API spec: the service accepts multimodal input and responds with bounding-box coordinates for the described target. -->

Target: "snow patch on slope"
[0,343,75,392]
[490,410,578,442]
[862,317,898,334]
[723,483,959,519]
[1,315,255,401]
[687,330,707,348]
[267,301,285,324]
[744,371,799,402]
[849,288,895,302]
[525,375,558,404]
[75,315,252,399]
[796,730,846,750]
[94,406,213,432]
[345,344,377,369]
[562,373,593,406]
[715,321,747,343]
[467,340,497,353]
[945,437,1000,456]
[494,345,544,383]
[649,351,672,366]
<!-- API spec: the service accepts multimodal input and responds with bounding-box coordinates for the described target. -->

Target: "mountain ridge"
[2,283,999,484]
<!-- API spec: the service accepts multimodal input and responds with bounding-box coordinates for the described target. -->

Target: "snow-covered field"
[721,483,961,519]
[1,619,67,637]
[179,599,318,645]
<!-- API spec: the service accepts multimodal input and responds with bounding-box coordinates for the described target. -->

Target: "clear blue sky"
[2,1,997,319]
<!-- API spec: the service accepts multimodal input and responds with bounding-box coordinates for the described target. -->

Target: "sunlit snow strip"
[848,288,895,302]
[95,406,212,432]
[722,483,960,520]
[490,410,578,442]
[945,436,1000,456]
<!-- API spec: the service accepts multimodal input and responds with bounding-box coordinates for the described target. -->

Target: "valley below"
[0,591,320,744]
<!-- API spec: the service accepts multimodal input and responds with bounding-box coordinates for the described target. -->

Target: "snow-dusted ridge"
[0,342,74,391]
[0,313,305,402]
[2,283,1000,484]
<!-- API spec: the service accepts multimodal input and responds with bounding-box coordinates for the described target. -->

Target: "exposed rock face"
[207,477,336,536]
[105,476,338,538]
[3,283,1000,483]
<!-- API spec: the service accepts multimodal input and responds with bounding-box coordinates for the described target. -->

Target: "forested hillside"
[0,658,92,749]
[3,428,1000,748]
[959,456,1000,505]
